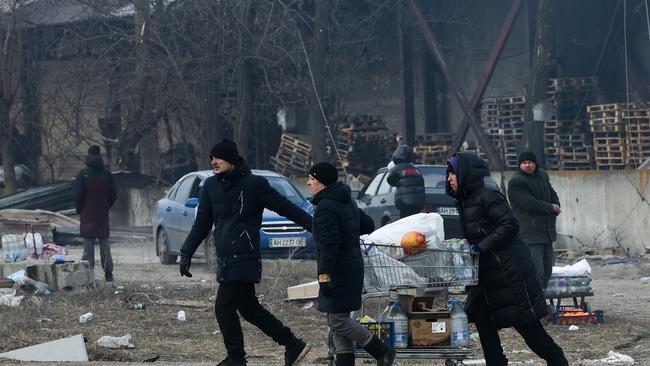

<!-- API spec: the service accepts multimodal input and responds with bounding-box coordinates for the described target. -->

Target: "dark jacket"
[386,145,425,210]
[507,168,559,245]
[311,182,375,313]
[180,159,312,283]
[74,154,117,238]
[446,152,547,329]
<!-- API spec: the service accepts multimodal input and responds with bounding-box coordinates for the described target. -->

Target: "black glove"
[319,280,335,297]
[470,244,482,254]
[179,255,193,277]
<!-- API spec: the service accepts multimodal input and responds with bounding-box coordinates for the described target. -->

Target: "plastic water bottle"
[177,310,187,321]
[380,300,408,348]
[449,300,469,348]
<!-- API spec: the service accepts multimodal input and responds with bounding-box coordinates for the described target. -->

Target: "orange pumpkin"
[401,231,426,255]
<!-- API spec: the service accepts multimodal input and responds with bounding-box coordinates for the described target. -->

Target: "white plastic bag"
[363,250,426,289]
[362,213,445,257]
[551,259,592,278]
[23,232,43,256]
[97,334,135,349]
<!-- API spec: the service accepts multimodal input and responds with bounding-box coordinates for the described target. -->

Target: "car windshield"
[419,166,447,189]
[267,177,305,205]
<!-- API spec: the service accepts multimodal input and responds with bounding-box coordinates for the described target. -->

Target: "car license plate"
[269,237,306,248]
[437,207,459,216]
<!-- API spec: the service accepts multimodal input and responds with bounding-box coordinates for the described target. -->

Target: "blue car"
[153,169,315,266]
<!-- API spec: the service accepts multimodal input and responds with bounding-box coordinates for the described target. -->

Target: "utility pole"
[524,0,555,168]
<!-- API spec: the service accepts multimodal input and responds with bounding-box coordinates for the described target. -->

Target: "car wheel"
[204,233,217,274]
[156,229,178,264]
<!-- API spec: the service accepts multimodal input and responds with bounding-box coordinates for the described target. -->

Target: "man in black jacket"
[386,145,425,218]
[308,162,394,366]
[179,139,312,366]
[74,145,117,282]
[507,151,560,290]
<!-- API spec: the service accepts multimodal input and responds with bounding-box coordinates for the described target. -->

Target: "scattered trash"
[302,301,314,310]
[127,303,145,310]
[209,295,217,302]
[569,325,580,331]
[201,279,207,283]
[640,276,650,283]
[612,293,624,297]
[6,270,51,296]
[0,334,88,361]
[582,351,634,365]
[601,258,639,266]
[154,286,163,291]
[78,312,93,324]
[212,330,220,335]
[177,310,187,321]
[37,316,52,323]
[0,289,23,307]
[97,334,135,349]
[469,332,480,341]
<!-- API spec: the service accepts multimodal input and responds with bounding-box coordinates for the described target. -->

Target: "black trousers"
[473,304,568,366]
[215,282,295,360]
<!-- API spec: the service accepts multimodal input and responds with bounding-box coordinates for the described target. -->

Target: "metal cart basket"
[328,243,480,366]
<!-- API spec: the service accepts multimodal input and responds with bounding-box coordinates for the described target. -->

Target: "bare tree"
[0,0,24,194]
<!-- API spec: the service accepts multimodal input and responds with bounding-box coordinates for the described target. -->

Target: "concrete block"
[25,261,93,293]
[0,334,88,362]
[0,262,27,278]
[287,280,318,301]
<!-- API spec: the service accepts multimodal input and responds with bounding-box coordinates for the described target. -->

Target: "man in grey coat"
[507,151,560,290]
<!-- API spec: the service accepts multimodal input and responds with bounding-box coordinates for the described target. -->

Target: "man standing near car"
[308,162,394,366]
[507,151,561,290]
[386,145,425,218]
[74,145,117,282]
[179,138,313,366]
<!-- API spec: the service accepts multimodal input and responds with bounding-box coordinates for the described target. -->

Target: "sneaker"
[216,357,247,366]
[285,339,311,366]
[105,272,114,282]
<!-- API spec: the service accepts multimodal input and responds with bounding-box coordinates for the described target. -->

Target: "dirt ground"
[1,237,649,365]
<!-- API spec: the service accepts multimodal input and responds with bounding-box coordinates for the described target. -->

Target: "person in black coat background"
[508,151,561,290]
[179,139,312,366]
[446,152,567,366]
[74,145,117,282]
[386,145,425,218]
[308,162,394,366]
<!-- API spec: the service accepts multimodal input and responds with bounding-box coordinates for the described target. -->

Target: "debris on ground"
[581,351,635,365]
[97,334,135,349]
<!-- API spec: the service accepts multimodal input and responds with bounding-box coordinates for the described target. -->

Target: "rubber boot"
[335,352,355,366]
[363,335,395,366]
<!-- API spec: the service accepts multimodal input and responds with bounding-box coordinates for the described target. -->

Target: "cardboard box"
[399,294,447,314]
[409,311,451,347]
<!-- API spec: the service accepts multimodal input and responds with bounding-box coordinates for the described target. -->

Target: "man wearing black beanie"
[179,138,313,366]
[307,163,394,366]
[508,151,561,290]
[74,145,117,282]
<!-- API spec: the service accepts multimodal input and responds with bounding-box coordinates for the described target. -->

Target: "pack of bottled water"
[2,234,27,263]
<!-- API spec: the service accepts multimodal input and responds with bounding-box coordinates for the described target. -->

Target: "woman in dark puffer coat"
[446,152,567,366]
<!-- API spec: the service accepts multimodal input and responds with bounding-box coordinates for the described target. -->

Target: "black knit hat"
[309,162,338,186]
[210,138,240,164]
[518,151,537,165]
[88,145,101,156]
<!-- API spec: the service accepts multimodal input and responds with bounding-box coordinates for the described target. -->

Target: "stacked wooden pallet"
[587,103,628,170]
[496,96,526,169]
[546,77,598,170]
[413,133,455,164]
[270,133,311,176]
[622,103,650,168]
[334,116,397,176]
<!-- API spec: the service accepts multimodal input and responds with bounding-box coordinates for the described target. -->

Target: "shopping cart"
[328,243,479,366]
